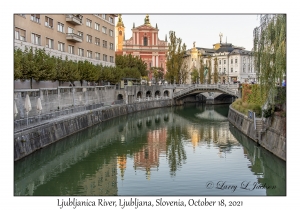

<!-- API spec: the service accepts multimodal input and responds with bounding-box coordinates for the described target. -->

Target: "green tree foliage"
[207,56,212,84]
[34,48,56,81]
[165,31,187,84]
[115,54,147,77]
[151,67,164,83]
[20,47,38,89]
[190,68,199,84]
[199,57,204,84]
[14,48,23,80]
[213,57,219,84]
[123,67,141,79]
[253,14,286,104]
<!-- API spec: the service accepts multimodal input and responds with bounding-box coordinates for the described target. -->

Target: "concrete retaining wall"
[14,99,173,161]
[228,106,286,161]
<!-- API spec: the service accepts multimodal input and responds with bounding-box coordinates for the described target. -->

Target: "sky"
[119,14,261,51]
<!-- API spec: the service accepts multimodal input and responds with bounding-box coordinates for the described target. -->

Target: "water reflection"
[14,104,286,196]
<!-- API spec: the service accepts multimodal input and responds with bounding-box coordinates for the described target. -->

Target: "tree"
[20,47,38,89]
[190,68,199,84]
[151,67,164,83]
[207,56,212,84]
[253,14,286,105]
[14,48,23,80]
[199,56,204,84]
[165,31,187,84]
[115,54,147,77]
[213,57,219,84]
[34,48,56,81]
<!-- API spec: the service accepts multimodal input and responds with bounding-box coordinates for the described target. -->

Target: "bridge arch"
[164,90,169,97]
[146,91,152,97]
[137,91,142,98]
[117,94,123,100]
[155,90,160,97]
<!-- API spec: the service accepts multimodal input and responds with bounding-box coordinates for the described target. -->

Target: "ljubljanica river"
[14,104,286,196]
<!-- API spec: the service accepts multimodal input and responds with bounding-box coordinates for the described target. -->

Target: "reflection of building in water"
[78,157,118,195]
[118,155,127,180]
[186,122,239,156]
[134,128,167,179]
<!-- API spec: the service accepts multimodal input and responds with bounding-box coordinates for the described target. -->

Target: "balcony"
[65,14,82,25]
[66,33,83,42]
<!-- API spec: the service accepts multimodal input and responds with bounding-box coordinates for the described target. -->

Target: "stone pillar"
[156,56,158,67]
[152,33,154,46]
[137,33,139,45]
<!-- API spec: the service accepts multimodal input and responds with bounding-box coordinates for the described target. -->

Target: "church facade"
[115,15,168,81]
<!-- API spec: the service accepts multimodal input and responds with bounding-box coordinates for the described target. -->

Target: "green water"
[14,104,286,196]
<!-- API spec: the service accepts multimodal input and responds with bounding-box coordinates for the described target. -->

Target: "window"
[68,27,74,34]
[102,14,106,19]
[103,40,107,48]
[231,68,233,73]
[45,16,53,28]
[68,45,75,54]
[102,26,107,34]
[86,19,92,27]
[78,48,84,56]
[58,42,65,52]
[87,50,92,58]
[15,28,26,41]
[143,37,148,46]
[78,31,83,37]
[18,14,26,18]
[95,52,100,60]
[235,59,237,63]
[109,43,114,50]
[224,60,226,64]
[231,59,233,64]
[95,23,100,30]
[30,14,40,23]
[95,37,100,46]
[119,31,122,35]
[219,68,221,72]
[224,68,226,73]
[31,33,41,45]
[46,38,54,49]
[57,22,64,33]
[103,54,107,61]
[109,30,113,37]
[219,60,221,65]
[109,16,114,23]
[87,34,92,43]
[110,56,114,63]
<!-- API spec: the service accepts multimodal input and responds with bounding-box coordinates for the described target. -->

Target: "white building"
[184,41,256,84]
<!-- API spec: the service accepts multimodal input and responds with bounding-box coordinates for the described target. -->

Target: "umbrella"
[37,97,42,114]
[24,94,32,125]
[25,94,32,113]
[14,101,18,118]
[37,98,42,112]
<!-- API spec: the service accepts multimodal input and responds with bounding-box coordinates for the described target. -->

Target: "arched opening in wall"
[164,90,169,97]
[117,94,123,100]
[146,91,152,97]
[137,91,142,99]
[155,91,160,97]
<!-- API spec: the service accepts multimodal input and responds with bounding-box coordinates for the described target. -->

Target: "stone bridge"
[172,84,239,105]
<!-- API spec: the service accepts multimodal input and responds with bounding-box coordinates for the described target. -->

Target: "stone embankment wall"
[14,99,172,161]
[228,106,286,161]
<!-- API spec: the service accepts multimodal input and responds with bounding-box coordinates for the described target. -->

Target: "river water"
[14,104,286,196]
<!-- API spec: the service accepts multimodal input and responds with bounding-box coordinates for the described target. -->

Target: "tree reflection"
[166,126,187,177]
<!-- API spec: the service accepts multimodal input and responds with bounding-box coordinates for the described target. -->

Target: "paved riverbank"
[14,99,173,161]
[228,105,286,161]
